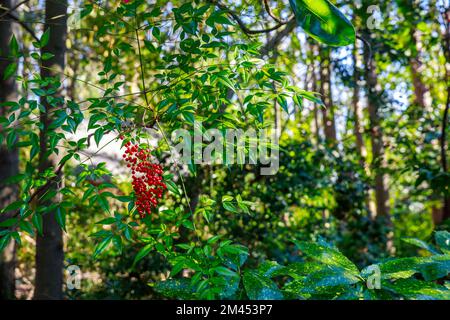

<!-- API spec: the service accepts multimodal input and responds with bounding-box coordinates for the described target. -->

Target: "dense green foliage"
[0,0,449,300]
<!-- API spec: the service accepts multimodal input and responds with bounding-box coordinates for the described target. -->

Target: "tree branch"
[0,0,30,19]
[208,0,290,35]
[260,18,296,56]
[262,0,293,24]
[6,12,39,42]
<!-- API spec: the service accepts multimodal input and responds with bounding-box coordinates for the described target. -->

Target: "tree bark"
[0,0,18,300]
[34,0,67,300]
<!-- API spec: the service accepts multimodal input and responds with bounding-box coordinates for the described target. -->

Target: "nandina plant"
[121,138,166,218]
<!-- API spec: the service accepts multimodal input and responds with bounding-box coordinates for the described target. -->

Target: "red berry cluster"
[121,137,166,218]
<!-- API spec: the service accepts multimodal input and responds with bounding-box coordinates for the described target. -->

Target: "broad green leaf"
[283,267,359,298]
[242,270,283,300]
[402,237,440,254]
[294,241,359,275]
[369,255,450,281]
[151,278,194,299]
[301,267,360,293]
[435,231,450,254]
[258,261,286,277]
[383,278,450,300]
[289,0,355,46]
[214,266,238,278]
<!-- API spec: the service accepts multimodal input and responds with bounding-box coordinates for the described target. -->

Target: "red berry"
[122,142,166,218]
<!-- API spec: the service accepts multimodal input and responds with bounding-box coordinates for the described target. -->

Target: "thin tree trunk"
[319,46,337,143]
[352,43,365,166]
[0,0,18,300]
[309,43,321,143]
[410,40,428,109]
[440,7,450,222]
[408,0,429,112]
[363,39,391,220]
[34,0,68,300]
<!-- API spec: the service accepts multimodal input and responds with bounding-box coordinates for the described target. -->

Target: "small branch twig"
[6,12,39,41]
[0,0,30,19]
[208,0,289,35]
[262,0,293,24]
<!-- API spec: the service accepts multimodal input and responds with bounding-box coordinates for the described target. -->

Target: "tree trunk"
[319,46,337,143]
[363,38,390,220]
[0,0,18,300]
[352,43,365,166]
[410,32,428,110]
[308,43,321,143]
[34,0,67,300]
[441,7,450,222]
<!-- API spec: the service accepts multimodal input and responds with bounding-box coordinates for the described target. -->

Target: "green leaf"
[402,238,440,254]
[41,52,55,61]
[93,236,112,259]
[133,243,154,266]
[1,200,24,213]
[40,29,51,48]
[218,76,235,92]
[301,267,360,294]
[383,278,450,300]
[151,278,194,299]
[96,217,116,225]
[112,235,123,254]
[32,213,43,236]
[0,234,12,252]
[56,207,66,232]
[19,220,34,236]
[165,179,181,196]
[367,255,450,281]
[242,270,284,300]
[9,35,19,57]
[223,201,238,213]
[289,0,355,46]
[94,128,104,147]
[3,63,17,80]
[435,231,450,254]
[214,266,238,278]
[0,218,17,228]
[258,261,286,277]
[182,220,195,230]
[294,241,359,275]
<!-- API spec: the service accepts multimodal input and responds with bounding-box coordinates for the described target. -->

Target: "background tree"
[0,0,19,300]
[34,0,68,300]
